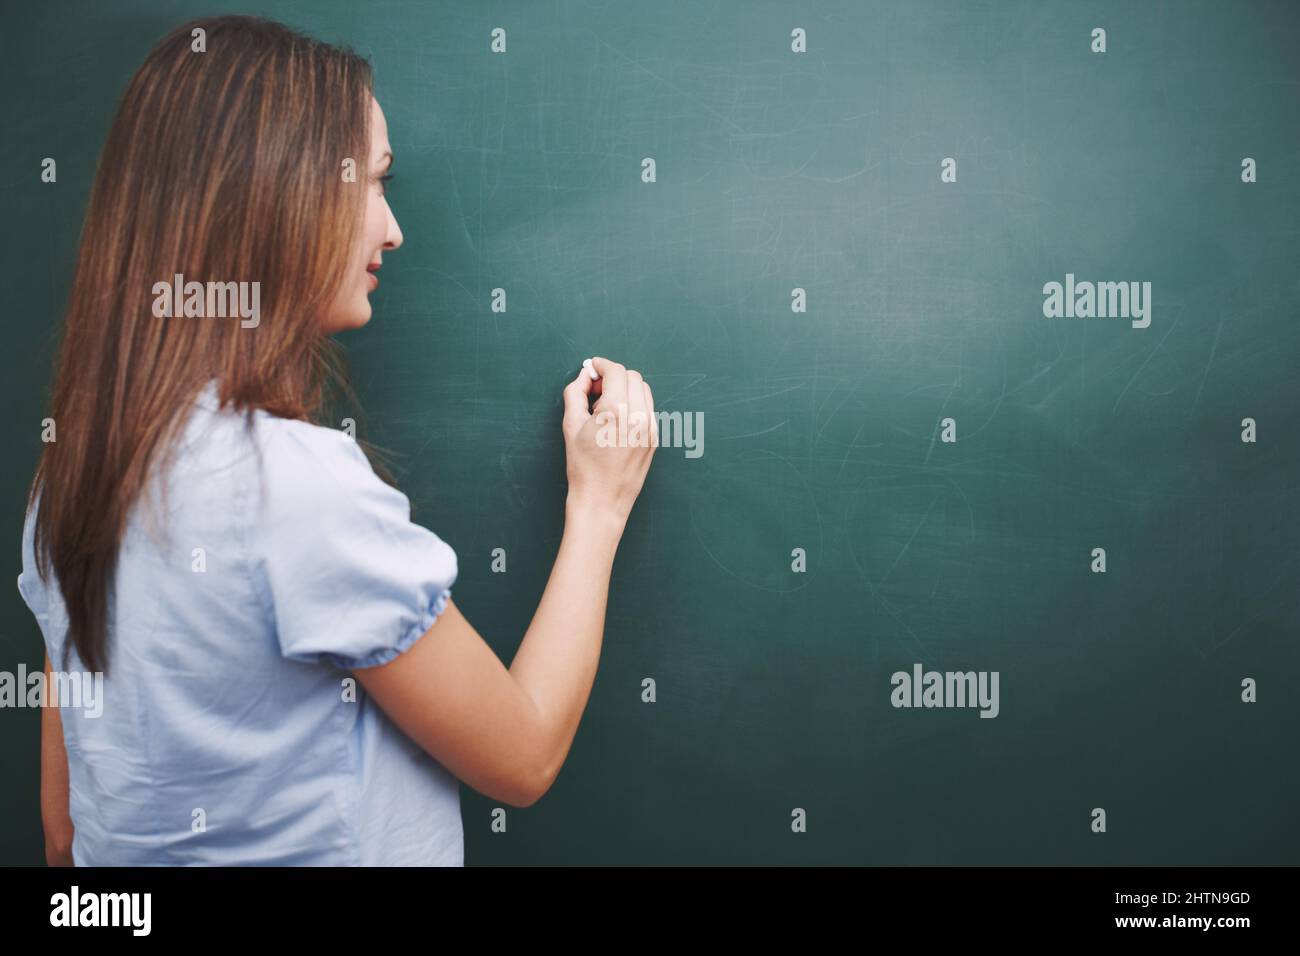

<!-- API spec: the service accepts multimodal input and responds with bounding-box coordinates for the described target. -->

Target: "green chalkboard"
[2,0,1298,865]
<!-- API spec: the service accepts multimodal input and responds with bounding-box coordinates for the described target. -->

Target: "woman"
[18,15,656,866]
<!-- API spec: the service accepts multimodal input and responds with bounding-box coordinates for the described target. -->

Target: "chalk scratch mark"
[1113,317,1180,415]
[1192,314,1226,413]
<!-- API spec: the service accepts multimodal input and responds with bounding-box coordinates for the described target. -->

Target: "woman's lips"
[366,269,379,291]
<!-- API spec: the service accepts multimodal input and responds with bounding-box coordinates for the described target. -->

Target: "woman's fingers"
[625,369,649,445]
[561,365,596,440]
[643,380,658,448]
[561,356,658,525]
[589,356,627,416]
[581,357,655,448]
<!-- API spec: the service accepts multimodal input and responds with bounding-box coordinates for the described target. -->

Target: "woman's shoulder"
[256,410,371,475]
[249,408,388,517]
[183,381,378,503]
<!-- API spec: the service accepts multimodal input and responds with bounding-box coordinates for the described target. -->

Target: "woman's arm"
[354,358,656,806]
[41,653,75,866]
[354,506,622,807]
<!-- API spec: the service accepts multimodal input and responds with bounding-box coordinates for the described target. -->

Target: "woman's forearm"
[509,497,626,786]
[41,655,75,866]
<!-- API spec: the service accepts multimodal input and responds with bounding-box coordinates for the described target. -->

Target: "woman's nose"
[385,207,403,250]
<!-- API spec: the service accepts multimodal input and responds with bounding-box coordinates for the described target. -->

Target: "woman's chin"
[325,302,372,333]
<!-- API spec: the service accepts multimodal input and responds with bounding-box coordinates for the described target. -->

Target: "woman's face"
[323,96,403,332]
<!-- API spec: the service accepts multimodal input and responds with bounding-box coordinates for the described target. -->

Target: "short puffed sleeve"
[251,418,458,669]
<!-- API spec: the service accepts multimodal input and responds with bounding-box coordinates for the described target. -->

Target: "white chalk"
[582,357,599,380]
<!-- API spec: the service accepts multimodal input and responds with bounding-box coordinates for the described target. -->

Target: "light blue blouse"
[17,380,463,865]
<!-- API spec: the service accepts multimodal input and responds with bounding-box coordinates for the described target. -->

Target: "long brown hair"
[30,15,382,673]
